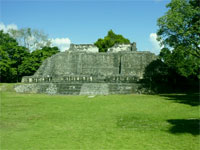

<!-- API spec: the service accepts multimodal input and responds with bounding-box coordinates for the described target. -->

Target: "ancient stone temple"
[15,43,156,95]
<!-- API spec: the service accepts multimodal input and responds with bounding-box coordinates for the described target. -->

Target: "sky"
[0,0,170,53]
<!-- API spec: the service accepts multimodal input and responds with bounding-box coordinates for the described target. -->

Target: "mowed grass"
[0,84,199,150]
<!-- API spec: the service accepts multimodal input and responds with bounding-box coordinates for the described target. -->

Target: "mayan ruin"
[15,42,156,95]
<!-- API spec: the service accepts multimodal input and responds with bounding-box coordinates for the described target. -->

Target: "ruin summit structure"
[15,42,156,95]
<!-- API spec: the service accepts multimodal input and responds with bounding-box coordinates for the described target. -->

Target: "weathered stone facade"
[15,43,156,95]
[107,42,137,52]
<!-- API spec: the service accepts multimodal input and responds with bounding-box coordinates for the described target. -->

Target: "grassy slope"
[0,84,199,150]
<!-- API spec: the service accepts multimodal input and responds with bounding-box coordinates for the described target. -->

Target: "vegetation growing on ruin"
[0,0,199,94]
[94,30,130,52]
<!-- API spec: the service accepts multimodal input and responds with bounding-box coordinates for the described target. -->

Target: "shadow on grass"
[116,115,163,131]
[167,119,200,135]
[160,93,199,106]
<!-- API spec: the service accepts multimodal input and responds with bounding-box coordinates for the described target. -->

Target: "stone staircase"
[55,83,83,95]
[15,82,141,95]
[80,83,109,95]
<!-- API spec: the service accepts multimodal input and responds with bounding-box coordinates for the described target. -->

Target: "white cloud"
[51,38,71,52]
[0,22,18,33]
[149,33,163,54]
[0,22,71,52]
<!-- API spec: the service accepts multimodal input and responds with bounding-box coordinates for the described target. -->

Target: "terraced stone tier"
[16,43,156,95]
[14,83,141,95]
[21,75,140,83]
[33,50,156,79]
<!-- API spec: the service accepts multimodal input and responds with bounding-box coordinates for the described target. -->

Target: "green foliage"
[0,31,29,82]
[0,47,16,82]
[160,47,200,77]
[19,46,59,77]
[142,59,173,93]
[154,0,200,90]
[94,30,130,52]
[157,0,200,58]
[142,57,199,93]
[0,30,59,82]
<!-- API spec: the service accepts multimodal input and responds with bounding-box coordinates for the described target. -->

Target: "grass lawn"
[0,83,199,150]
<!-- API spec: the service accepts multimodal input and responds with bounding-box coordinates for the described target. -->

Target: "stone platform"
[15,82,140,95]
[14,43,156,95]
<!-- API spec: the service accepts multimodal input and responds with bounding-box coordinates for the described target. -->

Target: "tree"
[142,57,198,93]
[94,30,130,52]
[0,46,16,82]
[0,30,29,82]
[0,29,60,82]
[157,0,200,78]
[18,46,60,77]
[157,0,200,58]
[9,28,51,52]
[160,47,200,77]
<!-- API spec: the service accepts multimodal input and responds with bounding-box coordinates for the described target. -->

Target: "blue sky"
[0,0,170,53]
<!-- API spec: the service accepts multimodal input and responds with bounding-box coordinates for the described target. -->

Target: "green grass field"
[0,84,199,150]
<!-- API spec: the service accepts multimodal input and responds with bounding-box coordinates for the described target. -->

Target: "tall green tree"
[157,0,200,58]
[157,0,200,77]
[0,46,16,82]
[0,30,59,82]
[18,46,60,77]
[94,30,130,52]
[142,0,199,93]
[160,47,200,77]
[0,30,29,82]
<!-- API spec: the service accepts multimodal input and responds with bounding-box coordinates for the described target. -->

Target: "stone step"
[80,83,109,95]
[14,83,141,95]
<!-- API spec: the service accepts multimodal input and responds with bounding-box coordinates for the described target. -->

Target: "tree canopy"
[94,30,130,52]
[157,0,200,58]
[0,30,59,82]
[142,0,199,93]
[157,0,200,78]
[19,46,59,78]
[0,30,29,82]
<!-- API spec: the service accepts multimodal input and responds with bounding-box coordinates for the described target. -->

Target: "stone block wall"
[108,42,137,52]
[15,82,141,95]
[33,51,156,79]
[22,75,140,84]
[69,44,98,53]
